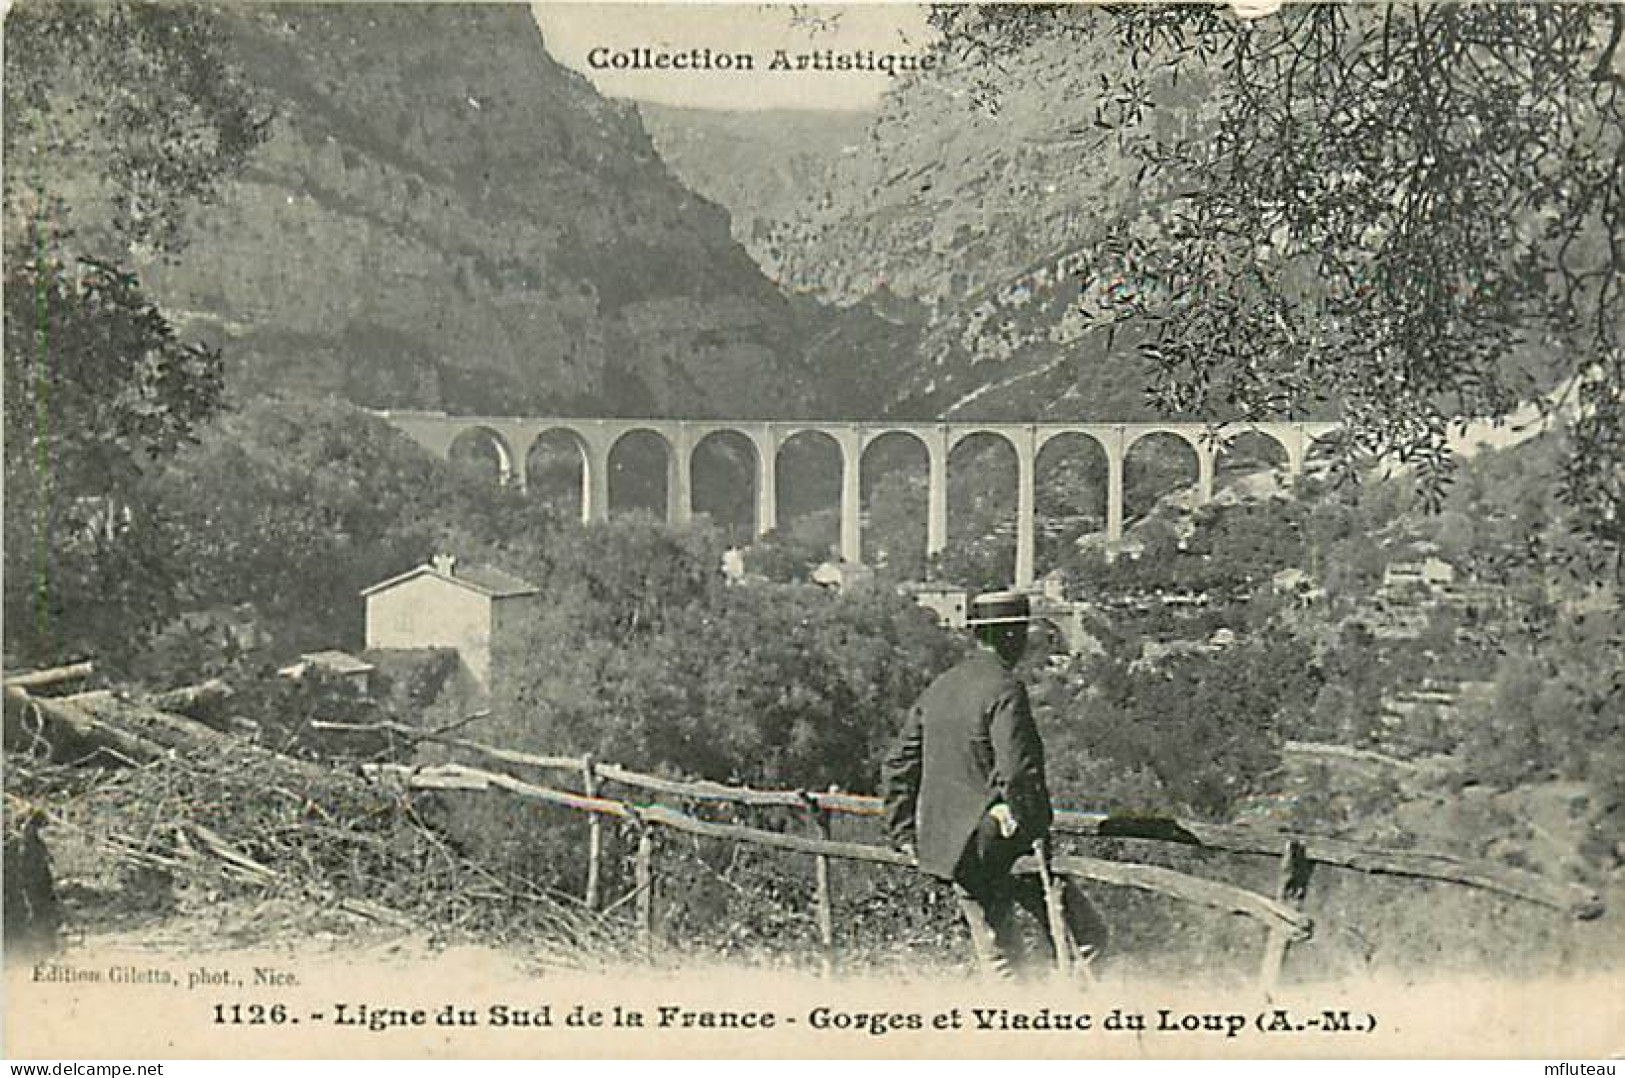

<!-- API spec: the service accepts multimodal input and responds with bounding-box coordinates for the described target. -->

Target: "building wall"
[365,576,494,688]
[909,589,969,629]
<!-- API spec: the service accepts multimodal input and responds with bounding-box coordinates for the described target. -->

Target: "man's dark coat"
[881,648,1054,881]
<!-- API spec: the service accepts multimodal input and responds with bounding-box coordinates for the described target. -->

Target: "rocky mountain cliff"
[638,104,869,253]
[647,18,1216,421]
[140,5,872,419]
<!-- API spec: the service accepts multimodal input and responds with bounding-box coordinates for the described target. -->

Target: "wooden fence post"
[1258,838,1311,992]
[581,754,602,911]
[633,815,657,953]
[801,790,836,976]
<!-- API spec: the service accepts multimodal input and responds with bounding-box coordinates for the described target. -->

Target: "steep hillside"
[741,17,1220,420]
[637,105,868,250]
[1026,429,1622,933]
[138,5,860,418]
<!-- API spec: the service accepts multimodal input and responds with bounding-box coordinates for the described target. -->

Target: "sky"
[530,3,935,112]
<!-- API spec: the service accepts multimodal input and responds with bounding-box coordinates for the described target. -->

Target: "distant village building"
[1383,556,1456,592]
[277,650,376,695]
[1370,555,1508,640]
[361,554,539,693]
[1271,567,1325,605]
[899,582,971,628]
[1438,581,1511,617]
[1033,602,1104,658]
[811,560,874,592]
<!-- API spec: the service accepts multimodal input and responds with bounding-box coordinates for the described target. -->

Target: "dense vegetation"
[1036,433,1620,861]
[930,4,1624,556]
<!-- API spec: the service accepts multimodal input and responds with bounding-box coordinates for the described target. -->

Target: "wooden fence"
[348,719,1604,987]
[10,664,1603,985]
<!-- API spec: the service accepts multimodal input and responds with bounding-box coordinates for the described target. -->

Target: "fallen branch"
[4,685,162,764]
[56,691,336,783]
[184,823,277,880]
[150,678,234,717]
[1035,854,1311,941]
[3,662,95,692]
[180,823,411,927]
[307,709,489,739]
[320,719,582,770]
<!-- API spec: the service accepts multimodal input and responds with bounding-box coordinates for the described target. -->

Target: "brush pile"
[3,664,627,965]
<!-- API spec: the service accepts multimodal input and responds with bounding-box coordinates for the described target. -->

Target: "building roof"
[454,563,540,597]
[278,649,376,678]
[361,560,540,600]
[301,649,376,673]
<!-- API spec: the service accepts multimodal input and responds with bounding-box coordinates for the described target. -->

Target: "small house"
[361,554,539,693]
[277,650,376,695]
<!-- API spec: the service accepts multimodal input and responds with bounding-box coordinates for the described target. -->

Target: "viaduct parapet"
[373,412,1339,587]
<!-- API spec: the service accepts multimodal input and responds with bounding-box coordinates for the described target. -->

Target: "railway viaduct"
[374,412,1338,587]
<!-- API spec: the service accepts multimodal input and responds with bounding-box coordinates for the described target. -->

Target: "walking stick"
[1032,836,1074,978]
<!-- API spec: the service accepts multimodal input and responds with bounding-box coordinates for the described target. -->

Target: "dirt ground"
[8,880,1625,1061]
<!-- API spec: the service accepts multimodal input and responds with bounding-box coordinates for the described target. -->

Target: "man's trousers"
[951,814,1109,979]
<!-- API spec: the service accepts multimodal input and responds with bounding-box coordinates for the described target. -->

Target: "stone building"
[361,554,539,695]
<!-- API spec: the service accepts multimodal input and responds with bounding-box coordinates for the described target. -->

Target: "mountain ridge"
[136,4,881,421]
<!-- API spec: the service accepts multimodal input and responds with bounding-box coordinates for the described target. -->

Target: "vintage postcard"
[5,0,1623,1062]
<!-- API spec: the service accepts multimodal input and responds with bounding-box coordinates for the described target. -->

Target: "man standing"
[881,589,1106,978]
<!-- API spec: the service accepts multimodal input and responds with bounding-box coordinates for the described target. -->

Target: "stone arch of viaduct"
[376,412,1338,587]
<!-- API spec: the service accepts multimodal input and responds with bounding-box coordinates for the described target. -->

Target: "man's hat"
[966,589,1032,626]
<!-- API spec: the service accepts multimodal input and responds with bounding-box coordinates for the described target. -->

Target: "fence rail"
[346,718,1605,986]
[350,719,1602,920]
[368,761,1315,938]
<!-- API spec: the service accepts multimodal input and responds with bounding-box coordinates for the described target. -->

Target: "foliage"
[1304,621,1425,747]
[3,257,226,491]
[739,527,830,584]
[494,568,960,793]
[3,257,226,666]
[1458,600,1623,797]
[4,0,271,258]
[1031,428,1615,827]
[925,533,1016,593]
[1037,630,1320,819]
[136,398,551,667]
[930,3,1625,554]
[1055,493,1311,600]
[3,1,271,667]
[861,470,929,580]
